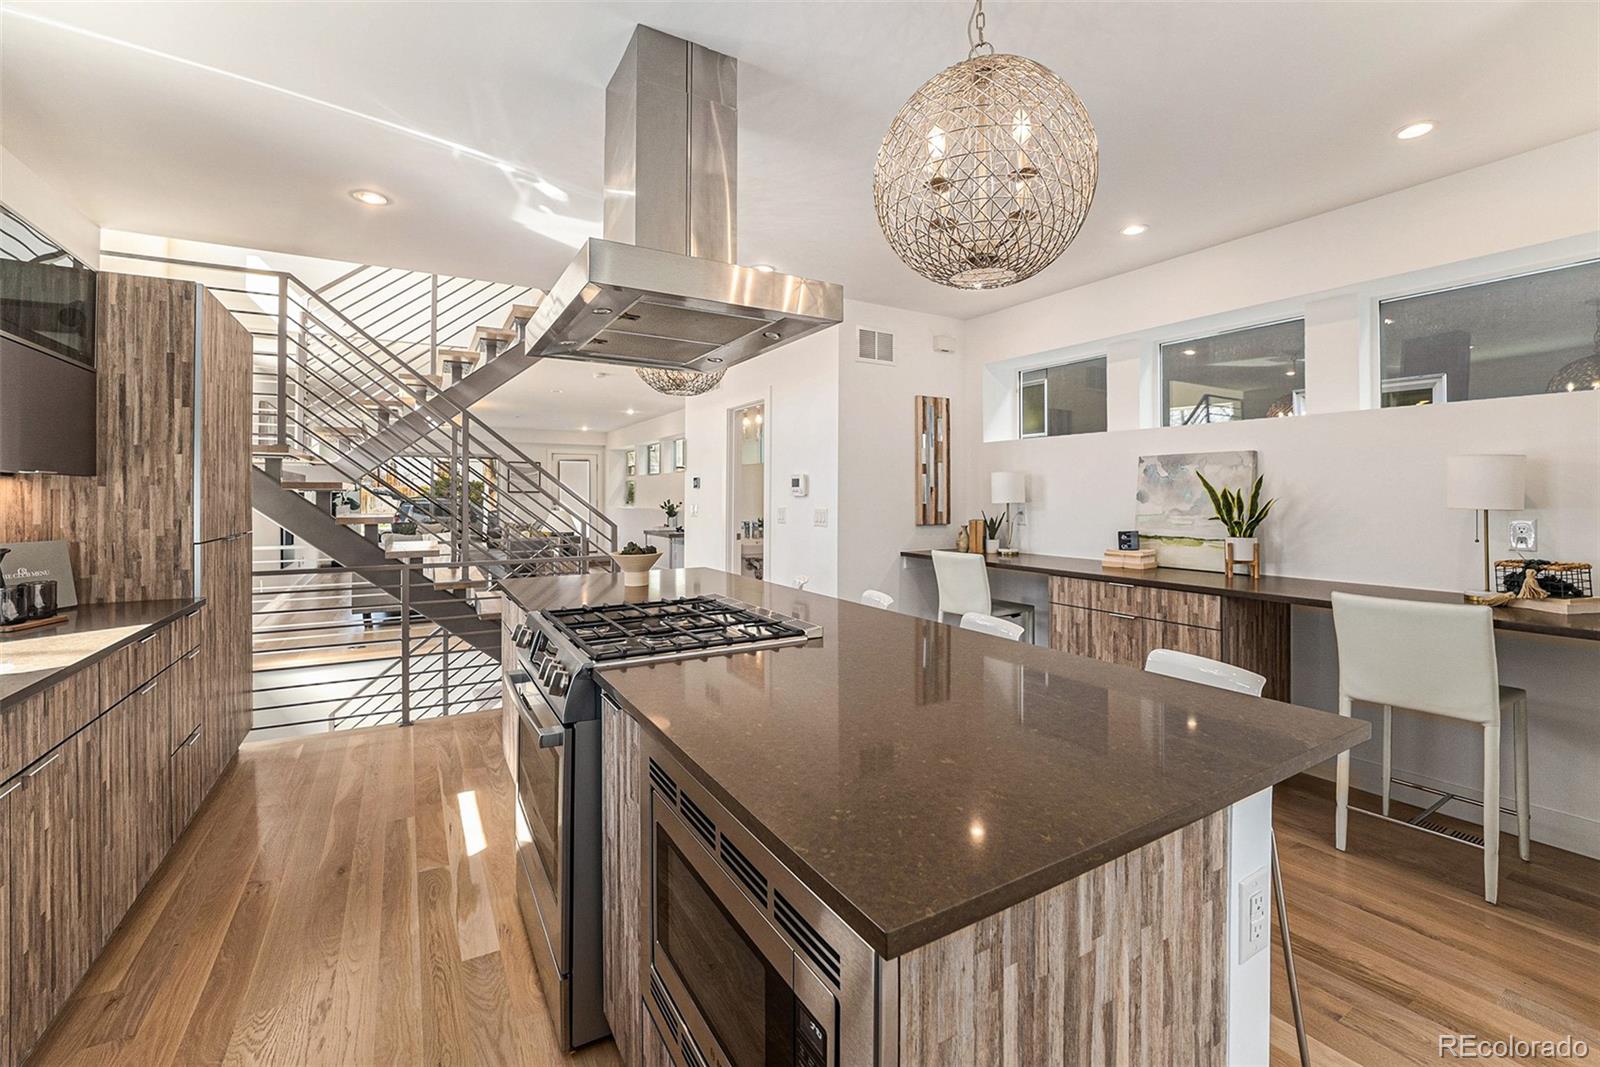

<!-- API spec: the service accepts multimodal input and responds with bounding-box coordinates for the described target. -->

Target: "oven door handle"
[510,672,566,749]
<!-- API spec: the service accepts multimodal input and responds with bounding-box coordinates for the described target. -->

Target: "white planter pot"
[1225,536,1258,561]
[611,549,661,586]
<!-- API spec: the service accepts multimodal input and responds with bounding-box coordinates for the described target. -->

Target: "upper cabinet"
[198,294,252,542]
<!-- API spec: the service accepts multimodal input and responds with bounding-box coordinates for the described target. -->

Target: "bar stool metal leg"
[1272,830,1311,1067]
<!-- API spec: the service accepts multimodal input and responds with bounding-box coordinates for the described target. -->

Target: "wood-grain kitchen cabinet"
[501,600,527,774]
[601,694,643,1067]
[168,647,206,841]
[197,295,252,543]
[197,535,251,795]
[1050,581,1224,670]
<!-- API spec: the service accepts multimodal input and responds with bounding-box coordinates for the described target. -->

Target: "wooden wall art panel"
[915,395,951,526]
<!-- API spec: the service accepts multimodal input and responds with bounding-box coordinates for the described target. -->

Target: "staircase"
[101,249,620,731]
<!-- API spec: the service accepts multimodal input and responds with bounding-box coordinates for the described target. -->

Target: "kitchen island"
[502,568,1367,1067]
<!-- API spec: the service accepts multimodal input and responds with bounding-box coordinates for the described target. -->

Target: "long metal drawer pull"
[25,751,61,777]
[184,647,201,660]
[1107,582,1134,590]
[139,631,161,644]
[1108,611,1137,620]
[186,724,204,747]
[0,779,22,802]
[138,676,160,695]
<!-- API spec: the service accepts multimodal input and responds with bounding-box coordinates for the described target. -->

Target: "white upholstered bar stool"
[931,550,1035,642]
[959,612,1025,640]
[1330,592,1530,905]
[1144,648,1310,1067]
[860,589,895,609]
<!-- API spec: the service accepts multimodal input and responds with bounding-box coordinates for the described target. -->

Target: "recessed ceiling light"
[751,263,776,273]
[349,189,390,206]
[1285,368,1297,377]
[1182,348,1196,356]
[1120,223,1148,237]
[580,425,589,432]
[624,408,637,415]
[1383,318,1395,325]
[1394,121,1436,141]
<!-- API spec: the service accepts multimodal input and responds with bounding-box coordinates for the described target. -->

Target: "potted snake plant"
[1195,472,1275,572]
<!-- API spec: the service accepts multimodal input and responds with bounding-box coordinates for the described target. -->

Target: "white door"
[551,454,596,550]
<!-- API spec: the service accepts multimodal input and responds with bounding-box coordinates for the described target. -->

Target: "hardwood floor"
[30,712,619,1067]
[27,713,1597,1067]
[1270,775,1600,1066]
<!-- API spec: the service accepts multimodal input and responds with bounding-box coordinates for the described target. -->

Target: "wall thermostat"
[790,474,809,497]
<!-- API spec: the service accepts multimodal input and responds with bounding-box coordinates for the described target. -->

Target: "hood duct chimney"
[604,26,737,263]
[520,27,842,382]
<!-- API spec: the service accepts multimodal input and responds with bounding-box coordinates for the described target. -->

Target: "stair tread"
[473,325,517,345]
[385,539,444,558]
[436,346,482,366]
[335,514,399,525]
[502,301,541,330]
[252,444,318,460]
[280,480,353,491]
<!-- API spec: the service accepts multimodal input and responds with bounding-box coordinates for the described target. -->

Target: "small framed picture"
[1117,530,1140,551]
[646,442,662,475]
[625,449,637,476]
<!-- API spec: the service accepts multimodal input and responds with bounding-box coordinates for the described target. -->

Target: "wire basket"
[1494,559,1594,599]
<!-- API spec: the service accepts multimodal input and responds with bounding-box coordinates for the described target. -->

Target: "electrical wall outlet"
[1509,519,1537,551]
[776,507,786,524]
[813,507,829,528]
[1237,866,1270,963]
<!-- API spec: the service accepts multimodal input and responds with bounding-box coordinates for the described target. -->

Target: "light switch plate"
[1237,866,1269,963]
[1509,519,1537,551]
[813,507,829,527]
[775,507,786,524]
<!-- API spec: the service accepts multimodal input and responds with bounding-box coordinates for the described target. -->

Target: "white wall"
[838,302,967,616]
[1,147,100,264]
[684,326,840,594]
[605,409,686,549]
[934,134,1600,857]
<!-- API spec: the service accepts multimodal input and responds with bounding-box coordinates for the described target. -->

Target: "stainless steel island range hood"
[522,27,843,384]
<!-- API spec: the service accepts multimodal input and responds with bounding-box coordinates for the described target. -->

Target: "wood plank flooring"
[27,712,1598,1067]
[30,712,619,1067]
[1270,775,1600,1066]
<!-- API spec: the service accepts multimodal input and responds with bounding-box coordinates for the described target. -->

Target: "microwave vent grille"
[718,835,769,907]
[649,969,683,1040]
[648,759,678,805]
[680,793,717,850]
[774,891,842,988]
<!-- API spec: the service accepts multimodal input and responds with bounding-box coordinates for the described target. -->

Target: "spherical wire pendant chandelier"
[873,0,1098,289]
[636,367,726,397]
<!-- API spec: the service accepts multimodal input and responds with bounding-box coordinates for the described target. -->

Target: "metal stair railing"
[1177,392,1244,426]
[99,250,619,574]
[315,263,537,378]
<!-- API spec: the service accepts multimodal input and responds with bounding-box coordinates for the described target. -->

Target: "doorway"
[727,402,764,580]
[551,452,597,563]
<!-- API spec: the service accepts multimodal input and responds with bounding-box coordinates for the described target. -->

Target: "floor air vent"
[680,793,717,849]
[648,760,678,804]
[774,891,842,987]
[1417,818,1485,847]
[718,836,770,907]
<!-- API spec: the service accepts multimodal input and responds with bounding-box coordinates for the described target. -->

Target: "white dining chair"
[860,589,895,609]
[930,550,1034,641]
[1330,592,1530,905]
[959,612,1025,640]
[1143,648,1308,1067]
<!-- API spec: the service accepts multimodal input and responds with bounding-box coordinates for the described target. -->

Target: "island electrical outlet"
[1238,866,1270,962]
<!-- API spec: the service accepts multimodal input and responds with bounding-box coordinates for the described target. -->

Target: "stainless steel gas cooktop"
[538,594,821,664]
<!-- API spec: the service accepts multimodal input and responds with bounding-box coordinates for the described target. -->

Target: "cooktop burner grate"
[542,595,813,663]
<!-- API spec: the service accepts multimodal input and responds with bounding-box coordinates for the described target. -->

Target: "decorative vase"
[956,527,969,552]
[610,549,661,586]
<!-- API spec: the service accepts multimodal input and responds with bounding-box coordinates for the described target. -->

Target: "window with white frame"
[1019,356,1108,438]
[1379,259,1600,402]
[1161,319,1305,425]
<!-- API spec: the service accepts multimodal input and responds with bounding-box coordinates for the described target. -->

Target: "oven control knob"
[513,625,535,649]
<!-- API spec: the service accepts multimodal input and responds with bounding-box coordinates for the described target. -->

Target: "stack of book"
[1103,547,1158,570]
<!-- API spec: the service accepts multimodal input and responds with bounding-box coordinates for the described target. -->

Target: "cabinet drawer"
[1048,576,1099,609]
[132,624,173,687]
[1155,621,1221,660]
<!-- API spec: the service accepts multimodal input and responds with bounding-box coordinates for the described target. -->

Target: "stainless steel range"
[508,594,822,1050]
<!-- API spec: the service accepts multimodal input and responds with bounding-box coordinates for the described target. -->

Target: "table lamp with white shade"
[991,471,1027,556]
[1446,454,1526,592]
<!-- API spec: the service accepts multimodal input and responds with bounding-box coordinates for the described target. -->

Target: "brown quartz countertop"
[501,569,1369,959]
[901,549,1600,641]
[0,599,204,709]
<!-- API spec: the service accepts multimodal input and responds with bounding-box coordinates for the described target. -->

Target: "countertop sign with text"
[0,539,79,608]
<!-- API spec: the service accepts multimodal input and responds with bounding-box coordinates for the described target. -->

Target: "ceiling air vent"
[857,328,895,365]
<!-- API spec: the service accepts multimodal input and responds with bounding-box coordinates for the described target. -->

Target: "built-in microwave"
[0,204,97,475]
[641,738,892,1067]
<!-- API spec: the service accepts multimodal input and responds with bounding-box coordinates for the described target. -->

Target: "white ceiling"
[471,358,684,436]
[4,1,1597,327]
